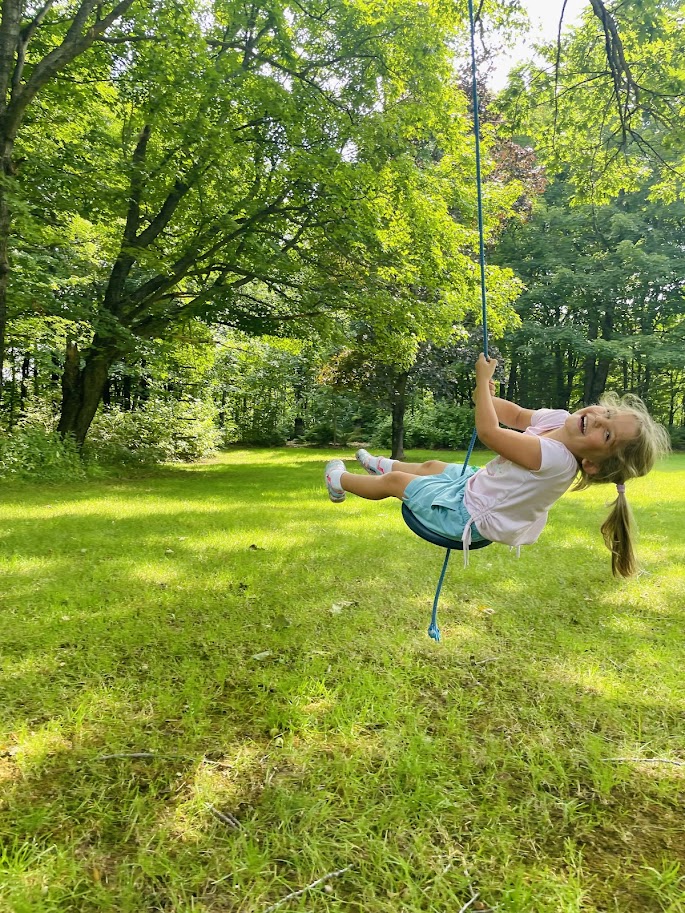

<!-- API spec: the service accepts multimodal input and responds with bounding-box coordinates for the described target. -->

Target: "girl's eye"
[605,431,611,442]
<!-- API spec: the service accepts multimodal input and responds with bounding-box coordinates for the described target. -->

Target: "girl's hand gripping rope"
[475,352,497,386]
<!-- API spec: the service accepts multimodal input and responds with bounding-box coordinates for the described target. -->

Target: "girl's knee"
[423,460,446,474]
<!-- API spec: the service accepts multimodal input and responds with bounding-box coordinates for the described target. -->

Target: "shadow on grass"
[0,449,683,912]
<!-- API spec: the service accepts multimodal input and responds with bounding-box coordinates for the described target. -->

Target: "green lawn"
[1,448,684,913]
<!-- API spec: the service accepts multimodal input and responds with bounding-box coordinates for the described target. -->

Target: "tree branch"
[7,0,136,138]
[11,0,56,97]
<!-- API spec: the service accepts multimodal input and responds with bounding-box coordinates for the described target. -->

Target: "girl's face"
[563,405,639,470]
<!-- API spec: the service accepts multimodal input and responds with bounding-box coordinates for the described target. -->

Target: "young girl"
[325,354,671,576]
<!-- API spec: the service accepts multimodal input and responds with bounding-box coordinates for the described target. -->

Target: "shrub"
[370,401,475,451]
[85,399,220,465]
[669,426,685,451]
[0,425,86,481]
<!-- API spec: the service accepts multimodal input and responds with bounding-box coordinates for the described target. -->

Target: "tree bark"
[582,314,599,404]
[57,335,120,445]
[390,370,408,460]
[0,144,13,403]
[19,350,29,410]
[554,342,566,408]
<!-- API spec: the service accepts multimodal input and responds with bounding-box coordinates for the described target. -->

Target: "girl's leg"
[356,448,450,477]
[391,459,450,476]
[341,471,416,501]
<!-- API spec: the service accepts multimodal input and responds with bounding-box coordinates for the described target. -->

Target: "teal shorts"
[403,464,486,542]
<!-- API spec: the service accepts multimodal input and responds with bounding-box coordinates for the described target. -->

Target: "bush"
[303,417,359,446]
[0,425,86,481]
[85,399,220,465]
[220,402,291,446]
[669,426,685,451]
[370,401,475,451]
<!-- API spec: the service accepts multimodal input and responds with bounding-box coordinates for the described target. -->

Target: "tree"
[0,0,142,398]
[493,176,685,415]
[497,0,685,201]
[8,0,523,445]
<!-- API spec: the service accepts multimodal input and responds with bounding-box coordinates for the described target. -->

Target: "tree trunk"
[591,358,612,401]
[639,363,652,406]
[554,343,566,408]
[7,347,15,427]
[565,356,575,407]
[135,359,150,408]
[390,370,408,460]
[57,336,119,445]
[19,352,30,411]
[293,373,306,439]
[122,374,132,411]
[506,355,518,402]
[582,315,599,404]
[0,146,13,404]
[218,389,227,428]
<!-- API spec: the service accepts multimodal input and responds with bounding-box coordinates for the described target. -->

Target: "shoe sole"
[325,460,346,503]
[355,450,381,475]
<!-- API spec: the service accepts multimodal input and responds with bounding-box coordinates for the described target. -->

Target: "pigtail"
[573,393,670,577]
[600,487,636,577]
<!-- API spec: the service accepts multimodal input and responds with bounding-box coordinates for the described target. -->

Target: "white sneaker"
[325,459,346,503]
[355,448,381,475]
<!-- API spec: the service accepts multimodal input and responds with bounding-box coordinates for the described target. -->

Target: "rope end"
[428,623,441,642]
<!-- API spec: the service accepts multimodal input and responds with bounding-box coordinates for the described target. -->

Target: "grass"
[0,447,683,913]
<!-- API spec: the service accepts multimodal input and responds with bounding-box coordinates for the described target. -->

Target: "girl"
[325,355,671,577]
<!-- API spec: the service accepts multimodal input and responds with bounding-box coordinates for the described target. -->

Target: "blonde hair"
[572,393,671,577]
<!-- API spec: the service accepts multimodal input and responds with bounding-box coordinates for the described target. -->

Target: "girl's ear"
[581,457,601,476]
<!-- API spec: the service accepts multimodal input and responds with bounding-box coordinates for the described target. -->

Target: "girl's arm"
[490,392,535,432]
[475,356,542,471]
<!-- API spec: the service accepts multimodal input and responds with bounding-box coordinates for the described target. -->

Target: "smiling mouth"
[580,415,587,434]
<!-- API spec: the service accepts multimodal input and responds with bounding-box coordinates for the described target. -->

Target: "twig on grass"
[96,751,195,761]
[97,752,159,760]
[602,757,684,767]
[459,862,494,912]
[262,865,353,913]
[458,893,481,913]
[206,803,242,830]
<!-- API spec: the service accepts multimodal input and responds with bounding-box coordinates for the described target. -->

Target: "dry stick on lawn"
[457,894,482,913]
[602,757,685,767]
[97,752,159,760]
[457,865,486,913]
[206,804,242,830]
[262,865,353,913]
[96,751,193,761]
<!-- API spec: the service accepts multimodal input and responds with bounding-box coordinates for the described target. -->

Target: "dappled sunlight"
[1,499,230,523]
[129,561,187,587]
[1,686,153,766]
[1,448,683,913]
[6,726,73,773]
[0,554,60,581]
[602,571,684,615]
[545,657,634,701]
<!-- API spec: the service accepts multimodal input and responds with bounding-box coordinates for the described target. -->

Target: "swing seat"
[401,502,492,551]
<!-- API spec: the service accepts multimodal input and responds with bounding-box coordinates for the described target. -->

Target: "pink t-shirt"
[463,409,579,547]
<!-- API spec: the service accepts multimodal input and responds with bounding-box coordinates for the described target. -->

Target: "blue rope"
[428,0,488,641]
[459,0,489,480]
[461,428,478,477]
[468,0,489,363]
[427,548,451,642]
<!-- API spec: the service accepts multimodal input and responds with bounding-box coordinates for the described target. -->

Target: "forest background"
[1,0,684,478]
